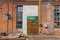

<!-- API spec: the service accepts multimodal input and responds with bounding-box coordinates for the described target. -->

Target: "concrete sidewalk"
[26,34,60,40]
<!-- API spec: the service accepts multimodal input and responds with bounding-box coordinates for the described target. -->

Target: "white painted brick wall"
[23,5,38,35]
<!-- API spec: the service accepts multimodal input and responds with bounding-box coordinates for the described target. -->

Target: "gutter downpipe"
[38,0,42,34]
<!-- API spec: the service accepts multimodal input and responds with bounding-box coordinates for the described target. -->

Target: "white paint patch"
[23,5,38,35]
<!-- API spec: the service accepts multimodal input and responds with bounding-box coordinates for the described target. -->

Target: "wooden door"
[0,3,8,33]
[27,16,38,35]
[0,3,17,33]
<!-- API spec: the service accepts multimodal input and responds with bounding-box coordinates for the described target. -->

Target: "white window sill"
[54,28,60,30]
[17,29,23,32]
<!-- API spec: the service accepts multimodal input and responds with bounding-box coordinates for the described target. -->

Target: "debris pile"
[0,31,27,38]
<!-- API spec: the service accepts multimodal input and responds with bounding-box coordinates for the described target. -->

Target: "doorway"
[27,16,39,35]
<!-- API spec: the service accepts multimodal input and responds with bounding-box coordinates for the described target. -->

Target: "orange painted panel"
[0,3,8,33]
[0,3,17,33]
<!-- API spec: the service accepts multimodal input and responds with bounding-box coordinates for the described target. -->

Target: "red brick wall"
[41,2,60,35]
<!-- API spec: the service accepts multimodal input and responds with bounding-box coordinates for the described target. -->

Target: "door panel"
[0,3,16,33]
[0,3,8,33]
[8,3,13,33]
[12,4,16,32]
[27,16,38,35]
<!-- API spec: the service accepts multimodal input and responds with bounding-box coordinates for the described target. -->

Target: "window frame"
[54,5,60,29]
[16,5,23,29]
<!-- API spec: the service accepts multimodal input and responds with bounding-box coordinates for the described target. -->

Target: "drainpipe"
[38,0,42,34]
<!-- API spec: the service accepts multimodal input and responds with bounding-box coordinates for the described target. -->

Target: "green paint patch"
[27,16,38,26]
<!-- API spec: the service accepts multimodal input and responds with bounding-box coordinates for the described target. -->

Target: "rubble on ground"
[0,31,27,39]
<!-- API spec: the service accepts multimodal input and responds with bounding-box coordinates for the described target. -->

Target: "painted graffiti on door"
[27,16,38,35]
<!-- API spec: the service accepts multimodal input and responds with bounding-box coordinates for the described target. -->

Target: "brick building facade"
[40,0,60,35]
[0,0,38,35]
[0,0,60,35]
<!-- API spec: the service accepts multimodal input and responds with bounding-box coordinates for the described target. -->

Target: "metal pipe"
[38,0,42,34]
